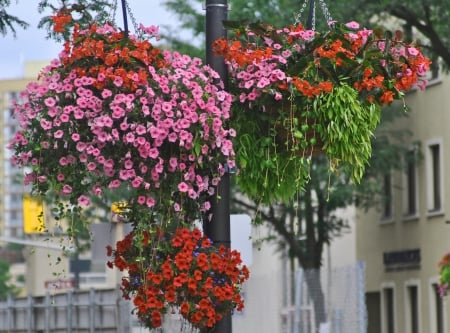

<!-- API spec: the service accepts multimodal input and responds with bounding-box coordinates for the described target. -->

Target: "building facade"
[0,61,48,238]
[357,73,450,333]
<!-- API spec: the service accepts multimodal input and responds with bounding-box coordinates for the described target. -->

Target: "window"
[432,283,444,333]
[404,150,418,216]
[382,286,395,333]
[426,142,443,213]
[406,284,419,333]
[383,173,393,219]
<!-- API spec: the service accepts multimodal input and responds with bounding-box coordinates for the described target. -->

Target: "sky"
[0,1,197,79]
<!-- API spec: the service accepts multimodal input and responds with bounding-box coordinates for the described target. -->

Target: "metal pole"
[204,1,231,333]
[306,0,315,30]
[120,0,129,37]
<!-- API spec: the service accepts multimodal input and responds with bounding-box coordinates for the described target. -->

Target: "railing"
[0,288,132,333]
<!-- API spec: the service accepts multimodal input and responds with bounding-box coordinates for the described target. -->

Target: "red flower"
[180,301,190,315]
[151,310,162,327]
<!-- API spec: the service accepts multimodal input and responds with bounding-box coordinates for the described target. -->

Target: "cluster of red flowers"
[52,11,73,33]
[107,227,249,329]
[59,23,165,93]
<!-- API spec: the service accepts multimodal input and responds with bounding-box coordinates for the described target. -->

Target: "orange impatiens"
[107,226,249,330]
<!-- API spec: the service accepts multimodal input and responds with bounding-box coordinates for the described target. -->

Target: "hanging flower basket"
[438,252,450,296]
[214,20,431,203]
[9,23,235,224]
[107,226,249,330]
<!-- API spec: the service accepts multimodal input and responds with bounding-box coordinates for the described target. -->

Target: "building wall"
[0,61,49,238]
[357,74,450,333]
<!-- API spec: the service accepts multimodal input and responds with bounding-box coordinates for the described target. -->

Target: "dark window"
[405,151,417,215]
[433,284,444,333]
[384,288,395,333]
[408,286,418,333]
[430,144,441,211]
[383,174,392,219]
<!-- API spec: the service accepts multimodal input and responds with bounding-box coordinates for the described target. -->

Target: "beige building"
[0,61,48,238]
[0,61,122,296]
[357,72,450,333]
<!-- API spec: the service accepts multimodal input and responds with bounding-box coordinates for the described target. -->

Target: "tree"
[164,0,450,68]
[0,0,28,36]
[0,259,20,300]
[0,0,111,39]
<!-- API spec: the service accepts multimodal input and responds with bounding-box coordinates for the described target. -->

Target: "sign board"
[44,278,75,290]
[383,249,421,272]
[23,195,45,233]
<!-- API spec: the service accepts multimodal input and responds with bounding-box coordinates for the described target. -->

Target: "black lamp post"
[204,1,231,333]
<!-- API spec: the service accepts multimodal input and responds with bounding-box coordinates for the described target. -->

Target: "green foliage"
[0,259,20,300]
[0,0,29,36]
[318,84,381,182]
[37,0,113,41]
[163,0,450,69]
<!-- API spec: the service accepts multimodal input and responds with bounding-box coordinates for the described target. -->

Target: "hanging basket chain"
[110,0,118,25]
[124,0,139,34]
[294,0,309,25]
[318,0,333,24]
[294,0,333,30]
[111,0,139,36]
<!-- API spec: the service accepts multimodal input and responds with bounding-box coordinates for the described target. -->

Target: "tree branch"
[388,4,450,67]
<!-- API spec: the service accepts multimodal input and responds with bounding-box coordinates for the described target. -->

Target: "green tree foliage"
[0,0,112,40]
[164,0,450,68]
[0,0,28,36]
[0,259,20,300]
[37,0,112,41]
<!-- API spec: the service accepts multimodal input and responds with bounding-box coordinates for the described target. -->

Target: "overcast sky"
[0,1,196,79]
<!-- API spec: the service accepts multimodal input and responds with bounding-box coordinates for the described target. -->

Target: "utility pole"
[204,1,231,333]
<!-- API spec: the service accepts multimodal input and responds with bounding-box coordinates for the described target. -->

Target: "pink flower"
[137,196,146,205]
[87,162,97,171]
[62,184,72,194]
[113,76,123,87]
[101,89,112,99]
[44,97,56,107]
[77,195,91,207]
[108,180,121,189]
[146,197,156,207]
[178,182,189,192]
[345,21,360,29]
[54,130,64,139]
[407,47,419,56]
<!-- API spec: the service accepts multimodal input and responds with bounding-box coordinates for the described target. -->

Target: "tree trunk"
[303,268,327,332]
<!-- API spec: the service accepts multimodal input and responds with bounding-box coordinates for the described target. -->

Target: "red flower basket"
[107,226,249,330]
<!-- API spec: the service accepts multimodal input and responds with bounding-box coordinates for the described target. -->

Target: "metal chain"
[294,0,333,29]
[311,1,316,30]
[318,0,333,23]
[294,0,309,25]
[124,0,139,34]
[110,0,118,24]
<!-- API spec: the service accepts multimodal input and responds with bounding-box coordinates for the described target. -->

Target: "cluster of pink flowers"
[10,23,234,223]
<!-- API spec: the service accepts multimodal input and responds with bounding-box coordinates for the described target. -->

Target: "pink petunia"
[407,47,419,56]
[62,184,72,194]
[77,195,91,207]
[178,182,189,192]
[345,21,360,29]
